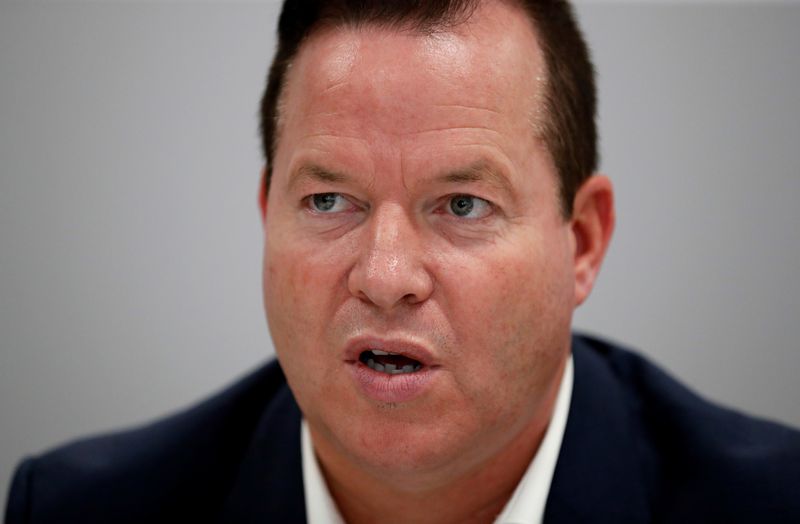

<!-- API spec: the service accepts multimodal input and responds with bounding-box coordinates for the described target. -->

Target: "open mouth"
[359,349,423,375]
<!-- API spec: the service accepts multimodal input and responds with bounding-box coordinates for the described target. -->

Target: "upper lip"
[344,336,438,367]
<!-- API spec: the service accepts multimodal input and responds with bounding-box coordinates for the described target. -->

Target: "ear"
[258,167,268,224]
[570,174,615,306]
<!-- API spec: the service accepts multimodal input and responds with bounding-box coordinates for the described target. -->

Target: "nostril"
[402,292,423,305]
[346,223,434,309]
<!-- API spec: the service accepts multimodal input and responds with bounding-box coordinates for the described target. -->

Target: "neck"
[330,465,520,524]
[312,358,567,524]
[328,425,542,524]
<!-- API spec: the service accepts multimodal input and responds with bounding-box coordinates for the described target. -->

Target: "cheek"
[263,243,343,405]
[445,238,573,394]
[268,253,317,302]
[263,238,328,355]
[264,218,343,304]
[451,251,551,338]
[263,226,359,384]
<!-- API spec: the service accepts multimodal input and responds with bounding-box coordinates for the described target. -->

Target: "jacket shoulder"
[574,334,800,522]
[5,359,291,524]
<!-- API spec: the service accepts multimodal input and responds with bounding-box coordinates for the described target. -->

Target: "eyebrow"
[287,164,348,192]
[287,160,514,197]
[435,161,514,197]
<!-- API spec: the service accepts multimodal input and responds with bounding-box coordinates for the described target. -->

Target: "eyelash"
[441,194,493,220]
[305,193,356,214]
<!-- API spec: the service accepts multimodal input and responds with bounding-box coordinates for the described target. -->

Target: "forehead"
[279,1,546,140]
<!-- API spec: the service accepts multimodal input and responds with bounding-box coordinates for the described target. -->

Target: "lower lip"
[348,361,436,403]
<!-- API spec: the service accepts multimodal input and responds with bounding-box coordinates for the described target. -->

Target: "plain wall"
[2,0,799,509]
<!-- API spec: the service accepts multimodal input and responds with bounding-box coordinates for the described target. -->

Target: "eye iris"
[313,193,337,211]
[450,196,474,217]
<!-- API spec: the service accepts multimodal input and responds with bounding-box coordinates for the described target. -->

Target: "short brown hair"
[259,0,597,217]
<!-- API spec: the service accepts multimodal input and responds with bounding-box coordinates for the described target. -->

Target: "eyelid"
[304,192,363,214]
[440,194,494,220]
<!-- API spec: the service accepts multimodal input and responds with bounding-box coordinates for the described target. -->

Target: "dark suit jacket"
[5,334,800,523]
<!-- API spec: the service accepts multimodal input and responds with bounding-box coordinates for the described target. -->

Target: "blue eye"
[448,195,492,219]
[309,193,350,213]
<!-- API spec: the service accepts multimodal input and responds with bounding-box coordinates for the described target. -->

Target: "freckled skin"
[260,2,612,520]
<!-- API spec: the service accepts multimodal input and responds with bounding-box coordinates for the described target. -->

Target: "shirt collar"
[493,354,573,524]
[302,418,346,524]
[302,355,574,524]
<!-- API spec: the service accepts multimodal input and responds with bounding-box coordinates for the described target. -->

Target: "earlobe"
[258,167,269,224]
[571,175,615,306]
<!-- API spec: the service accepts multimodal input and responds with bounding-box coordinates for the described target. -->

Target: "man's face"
[263,2,578,481]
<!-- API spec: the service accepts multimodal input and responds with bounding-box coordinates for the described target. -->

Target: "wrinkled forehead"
[279,1,547,135]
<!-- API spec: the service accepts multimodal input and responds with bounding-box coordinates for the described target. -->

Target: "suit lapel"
[217,384,307,523]
[544,336,652,523]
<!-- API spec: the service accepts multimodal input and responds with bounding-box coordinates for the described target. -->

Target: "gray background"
[2,0,799,509]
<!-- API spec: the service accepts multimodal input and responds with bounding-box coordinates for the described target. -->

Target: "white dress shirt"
[302,355,574,524]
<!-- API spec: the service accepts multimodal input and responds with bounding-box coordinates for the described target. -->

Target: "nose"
[347,205,434,310]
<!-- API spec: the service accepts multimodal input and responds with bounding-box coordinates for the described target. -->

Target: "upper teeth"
[366,359,420,374]
[371,350,390,356]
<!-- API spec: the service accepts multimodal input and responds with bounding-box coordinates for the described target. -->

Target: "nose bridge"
[369,204,404,267]
[349,203,433,309]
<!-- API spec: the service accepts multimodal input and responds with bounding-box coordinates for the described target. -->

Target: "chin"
[320,399,492,481]
[347,423,463,477]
